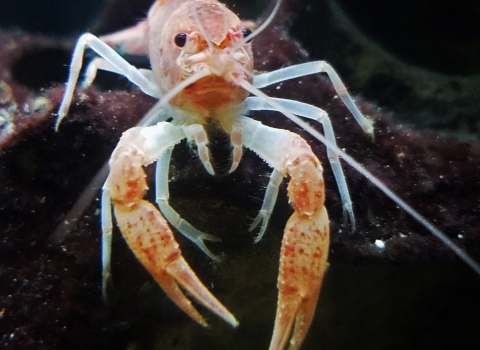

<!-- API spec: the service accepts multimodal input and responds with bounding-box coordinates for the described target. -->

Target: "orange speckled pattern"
[107,116,238,328]
[109,127,148,206]
[269,209,329,350]
[114,201,180,274]
[113,194,238,327]
[268,133,330,350]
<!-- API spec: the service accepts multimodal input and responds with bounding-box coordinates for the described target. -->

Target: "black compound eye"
[242,29,253,43]
[174,33,187,47]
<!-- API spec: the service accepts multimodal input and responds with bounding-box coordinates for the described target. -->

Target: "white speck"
[458,234,464,239]
[374,239,385,249]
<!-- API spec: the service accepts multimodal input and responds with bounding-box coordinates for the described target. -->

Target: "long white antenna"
[231,0,283,52]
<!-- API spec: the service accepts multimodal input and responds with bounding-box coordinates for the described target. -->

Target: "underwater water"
[1,0,480,349]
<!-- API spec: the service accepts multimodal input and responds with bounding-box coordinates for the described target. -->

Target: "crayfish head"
[148,0,254,118]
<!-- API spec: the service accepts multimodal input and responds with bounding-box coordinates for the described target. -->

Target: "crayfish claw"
[269,293,318,350]
[269,209,329,350]
[161,256,238,327]
[114,200,237,327]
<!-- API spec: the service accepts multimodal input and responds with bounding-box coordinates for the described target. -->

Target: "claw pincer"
[108,127,238,327]
[270,136,330,350]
